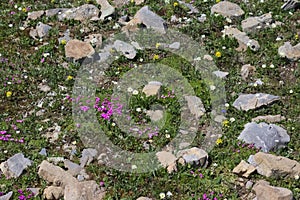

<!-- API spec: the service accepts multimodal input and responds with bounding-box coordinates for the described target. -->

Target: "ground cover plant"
[0,0,299,199]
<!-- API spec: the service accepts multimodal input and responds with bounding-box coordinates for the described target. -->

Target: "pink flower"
[80,106,90,112]
[40,57,45,63]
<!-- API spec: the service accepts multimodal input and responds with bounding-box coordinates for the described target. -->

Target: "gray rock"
[245,181,253,190]
[0,153,32,179]
[58,29,71,44]
[134,6,167,34]
[177,147,208,166]
[223,27,260,51]
[85,34,102,48]
[45,8,68,17]
[29,28,38,39]
[185,96,206,119]
[80,148,98,167]
[96,0,115,20]
[252,115,286,123]
[241,64,256,81]
[57,4,100,21]
[169,42,180,49]
[178,0,199,14]
[278,42,300,61]
[146,110,164,122]
[47,157,65,165]
[36,22,52,38]
[27,10,44,20]
[211,1,244,18]
[0,191,13,200]
[213,70,229,78]
[64,160,82,176]
[65,39,95,60]
[142,81,162,97]
[252,180,293,200]
[241,13,273,33]
[232,160,256,178]
[233,93,280,111]
[39,148,47,156]
[27,188,40,197]
[238,122,290,152]
[248,152,300,178]
[113,40,136,59]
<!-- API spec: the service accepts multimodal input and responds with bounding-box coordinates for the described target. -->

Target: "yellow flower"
[215,51,221,58]
[6,91,12,97]
[22,8,27,12]
[155,43,161,48]
[216,138,223,145]
[173,2,179,7]
[295,34,299,40]
[51,0,55,3]
[153,54,160,60]
[61,39,67,45]
[222,119,229,127]
[67,75,73,80]
[216,0,221,2]
[130,0,134,3]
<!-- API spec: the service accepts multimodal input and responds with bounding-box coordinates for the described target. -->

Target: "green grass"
[0,0,299,199]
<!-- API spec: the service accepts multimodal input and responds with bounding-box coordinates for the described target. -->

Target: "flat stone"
[252,115,286,123]
[142,81,162,97]
[169,42,180,49]
[248,152,300,178]
[233,93,280,111]
[80,148,98,168]
[39,148,47,156]
[211,1,244,18]
[27,10,44,20]
[36,22,52,38]
[113,40,136,59]
[185,96,206,119]
[242,13,273,33]
[177,147,208,167]
[146,110,164,122]
[57,4,100,21]
[65,39,95,60]
[278,42,300,61]
[223,27,260,51]
[213,70,229,78]
[0,191,13,200]
[232,160,256,178]
[43,186,63,200]
[64,160,82,176]
[238,122,290,152]
[0,153,32,179]
[96,0,115,20]
[137,197,152,200]
[241,64,256,81]
[178,0,199,14]
[156,151,177,173]
[45,8,68,17]
[252,180,293,200]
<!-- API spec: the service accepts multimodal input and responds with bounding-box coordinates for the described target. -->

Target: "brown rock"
[252,115,286,123]
[241,64,256,81]
[232,160,256,178]
[27,10,45,20]
[65,39,95,60]
[211,1,244,18]
[43,186,63,200]
[252,180,293,200]
[156,151,177,173]
[142,81,162,97]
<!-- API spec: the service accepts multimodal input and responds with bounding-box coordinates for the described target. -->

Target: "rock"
[238,122,290,152]
[58,29,71,44]
[281,0,300,11]
[184,96,206,119]
[213,70,229,78]
[27,188,40,197]
[211,1,244,18]
[241,13,273,33]
[65,39,95,60]
[245,181,254,190]
[233,93,280,111]
[43,186,64,200]
[38,83,51,92]
[197,14,207,23]
[27,10,44,20]
[252,180,293,200]
[45,8,68,17]
[0,191,13,200]
[252,115,286,123]
[142,81,162,97]
[241,64,256,81]
[248,152,300,178]
[47,157,65,165]
[146,110,164,122]
[278,42,300,61]
[134,0,145,5]
[113,0,130,8]
[64,160,82,176]
[96,0,115,20]
[113,40,136,59]
[137,197,152,200]
[178,0,199,14]
[0,153,32,179]
[64,180,106,200]
[232,160,256,178]
[85,34,102,48]
[29,28,38,39]
[39,148,47,156]
[203,54,213,61]
[169,42,180,49]
[176,147,208,166]
[80,148,98,168]
[124,6,166,34]
[57,4,100,21]
[223,27,260,51]
[156,151,177,173]
[36,22,52,38]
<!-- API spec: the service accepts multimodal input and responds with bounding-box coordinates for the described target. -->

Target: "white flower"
[9,24,13,28]
[295,175,299,180]
[14,5,18,8]
[225,18,232,23]
[229,117,235,122]
[279,80,284,85]
[131,165,137,169]
[136,107,141,112]
[262,64,266,68]
[159,192,166,199]
[19,27,25,30]
[18,7,22,11]
[210,85,216,91]
[289,90,293,94]
[132,90,139,95]
[127,87,133,93]
[111,122,116,127]
[212,163,218,167]
[165,134,170,138]
[276,36,282,41]
[225,103,229,107]
[166,191,173,197]
[270,64,275,68]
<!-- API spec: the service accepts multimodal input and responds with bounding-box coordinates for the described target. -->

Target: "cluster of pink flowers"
[94,97,123,120]
[190,169,204,178]
[192,191,223,200]
[160,90,175,99]
[0,118,25,143]
[17,189,35,200]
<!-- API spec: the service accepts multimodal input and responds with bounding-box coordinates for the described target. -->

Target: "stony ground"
[0,0,299,200]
